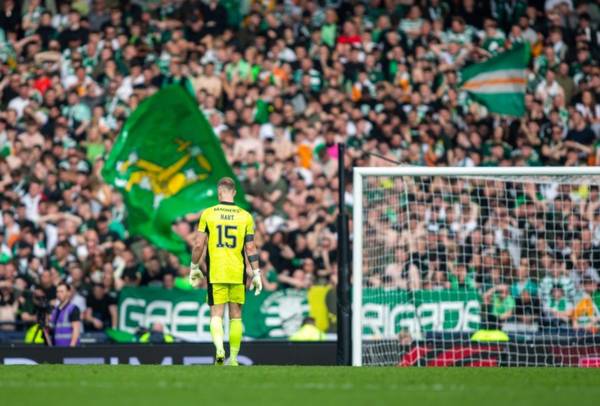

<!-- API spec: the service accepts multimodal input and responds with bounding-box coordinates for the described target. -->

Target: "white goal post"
[351,166,600,366]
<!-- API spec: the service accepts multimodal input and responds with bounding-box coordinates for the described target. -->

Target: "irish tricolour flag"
[459,43,530,117]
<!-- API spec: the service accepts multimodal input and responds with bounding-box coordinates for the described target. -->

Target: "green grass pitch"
[1,366,599,406]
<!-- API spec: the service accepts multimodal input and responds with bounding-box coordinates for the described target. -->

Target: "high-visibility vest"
[24,324,45,344]
[138,332,174,343]
[471,329,510,342]
[289,324,325,341]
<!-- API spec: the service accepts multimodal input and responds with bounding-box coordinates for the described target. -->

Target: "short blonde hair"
[218,177,236,191]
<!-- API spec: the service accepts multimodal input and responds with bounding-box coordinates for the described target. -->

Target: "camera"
[32,291,51,327]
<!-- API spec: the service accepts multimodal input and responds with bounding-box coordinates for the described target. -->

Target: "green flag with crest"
[102,85,247,263]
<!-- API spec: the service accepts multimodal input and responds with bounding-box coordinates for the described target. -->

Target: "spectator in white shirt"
[22,181,43,223]
[536,70,565,113]
[7,85,30,118]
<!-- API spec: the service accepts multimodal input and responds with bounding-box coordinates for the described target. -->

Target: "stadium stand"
[0,0,599,346]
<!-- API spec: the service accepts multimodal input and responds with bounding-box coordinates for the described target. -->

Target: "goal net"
[352,167,600,367]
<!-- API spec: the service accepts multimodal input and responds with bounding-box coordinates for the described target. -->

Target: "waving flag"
[459,43,530,117]
[102,85,247,263]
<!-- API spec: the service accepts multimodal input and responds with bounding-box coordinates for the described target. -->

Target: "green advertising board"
[117,287,481,340]
[361,289,481,339]
[117,287,309,340]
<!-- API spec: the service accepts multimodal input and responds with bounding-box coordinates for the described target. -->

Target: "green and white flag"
[459,43,530,117]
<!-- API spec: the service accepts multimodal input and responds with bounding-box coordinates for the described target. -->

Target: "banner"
[118,287,309,341]
[362,289,481,339]
[117,287,479,341]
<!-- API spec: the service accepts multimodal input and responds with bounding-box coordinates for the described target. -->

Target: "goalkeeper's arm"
[244,235,262,295]
[189,231,207,287]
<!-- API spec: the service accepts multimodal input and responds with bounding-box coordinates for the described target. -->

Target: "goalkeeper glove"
[250,269,262,296]
[189,262,204,288]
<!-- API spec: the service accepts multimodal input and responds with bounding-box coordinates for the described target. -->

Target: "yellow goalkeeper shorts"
[207,283,245,305]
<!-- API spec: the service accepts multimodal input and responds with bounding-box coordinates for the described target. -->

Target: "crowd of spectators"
[0,0,599,334]
[364,176,600,332]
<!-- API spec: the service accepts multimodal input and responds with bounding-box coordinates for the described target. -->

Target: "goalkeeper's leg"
[228,302,243,366]
[209,304,225,365]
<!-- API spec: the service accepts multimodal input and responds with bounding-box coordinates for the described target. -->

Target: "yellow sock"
[210,316,224,355]
[229,318,243,360]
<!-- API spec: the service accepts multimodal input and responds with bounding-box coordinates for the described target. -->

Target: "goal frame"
[352,166,600,366]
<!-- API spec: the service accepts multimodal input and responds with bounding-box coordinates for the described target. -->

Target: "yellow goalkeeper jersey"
[197,202,255,284]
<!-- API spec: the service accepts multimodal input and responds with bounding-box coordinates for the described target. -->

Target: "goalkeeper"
[189,177,262,366]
